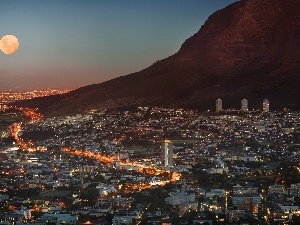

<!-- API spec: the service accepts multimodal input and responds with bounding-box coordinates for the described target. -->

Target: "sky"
[0,0,237,91]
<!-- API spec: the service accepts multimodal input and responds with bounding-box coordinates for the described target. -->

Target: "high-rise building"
[216,99,222,112]
[262,99,269,113]
[162,139,173,168]
[241,99,248,111]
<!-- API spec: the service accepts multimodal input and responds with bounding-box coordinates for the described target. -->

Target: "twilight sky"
[0,0,237,90]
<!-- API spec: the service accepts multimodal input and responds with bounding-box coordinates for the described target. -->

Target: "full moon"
[0,35,19,54]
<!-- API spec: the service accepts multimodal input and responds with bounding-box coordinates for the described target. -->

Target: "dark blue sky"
[0,0,237,90]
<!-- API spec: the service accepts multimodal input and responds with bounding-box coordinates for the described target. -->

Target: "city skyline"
[0,0,237,90]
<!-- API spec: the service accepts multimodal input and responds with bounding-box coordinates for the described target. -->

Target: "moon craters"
[0,35,19,54]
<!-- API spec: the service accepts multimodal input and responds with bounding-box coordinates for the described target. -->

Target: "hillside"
[14,0,300,116]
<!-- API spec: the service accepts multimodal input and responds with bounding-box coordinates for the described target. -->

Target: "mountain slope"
[15,0,300,116]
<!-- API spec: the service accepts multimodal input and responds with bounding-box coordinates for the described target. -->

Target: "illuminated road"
[10,106,43,149]
[62,147,181,190]
[8,106,181,191]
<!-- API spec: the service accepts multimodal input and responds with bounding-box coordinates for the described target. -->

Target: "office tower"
[162,139,173,168]
[262,99,269,113]
[216,99,222,112]
[241,99,248,111]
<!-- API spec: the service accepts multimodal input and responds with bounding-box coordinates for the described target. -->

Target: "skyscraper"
[216,99,222,112]
[162,139,173,169]
[263,99,269,113]
[241,99,248,112]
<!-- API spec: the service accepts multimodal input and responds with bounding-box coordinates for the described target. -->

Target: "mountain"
[14,0,300,117]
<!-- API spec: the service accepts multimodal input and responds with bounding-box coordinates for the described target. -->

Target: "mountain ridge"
[13,0,300,116]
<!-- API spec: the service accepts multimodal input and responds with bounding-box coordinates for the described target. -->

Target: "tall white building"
[241,99,248,111]
[216,99,222,112]
[163,140,173,168]
[263,99,269,113]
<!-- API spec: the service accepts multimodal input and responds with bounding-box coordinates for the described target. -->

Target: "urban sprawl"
[0,91,299,225]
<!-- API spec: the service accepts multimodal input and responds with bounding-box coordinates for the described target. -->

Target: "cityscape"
[0,89,72,105]
[1,0,300,225]
[0,90,299,225]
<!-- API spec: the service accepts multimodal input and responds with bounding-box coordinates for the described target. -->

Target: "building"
[232,184,261,214]
[216,99,222,112]
[263,99,269,113]
[269,184,286,195]
[241,99,248,111]
[34,213,78,225]
[111,195,134,212]
[165,190,198,215]
[96,196,112,213]
[225,210,245,223]
[14,207,32,220]
[205,189,226,198]
[287,183,300,197]
[232,194,261,214]
[0,213,25,224]
[162,139,173,168]
[112,215,132,225]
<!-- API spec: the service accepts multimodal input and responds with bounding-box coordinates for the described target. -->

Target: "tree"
[79,187,99,205]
